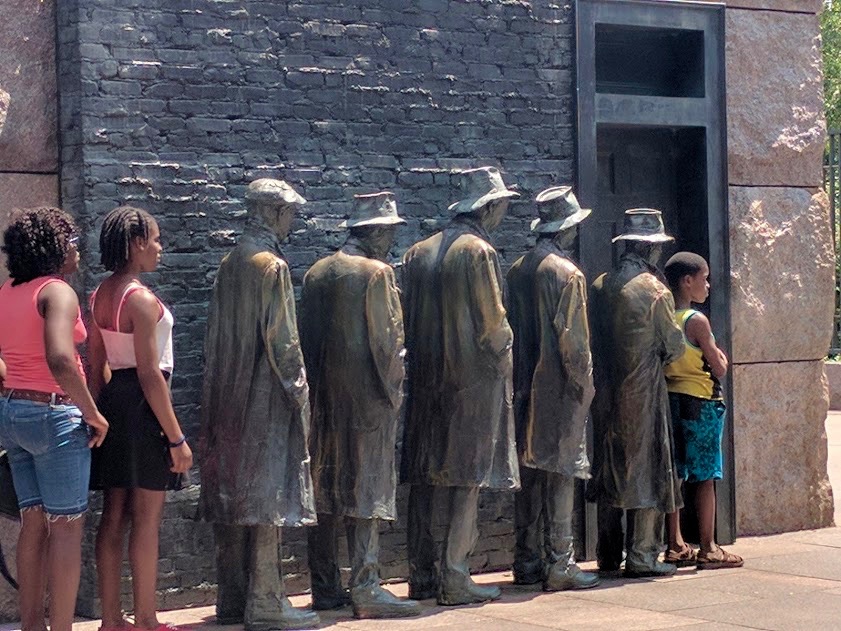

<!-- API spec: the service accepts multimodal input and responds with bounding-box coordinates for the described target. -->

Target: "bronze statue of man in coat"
[401,166,521,606]
[506,186,599,592]
[588,209,685,578]
[197,178,319,630]
[299,192,420,619]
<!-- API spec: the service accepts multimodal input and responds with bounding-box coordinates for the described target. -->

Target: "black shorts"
[90,368,181,492]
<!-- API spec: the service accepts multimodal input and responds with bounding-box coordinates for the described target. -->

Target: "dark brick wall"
[56,0,576,616]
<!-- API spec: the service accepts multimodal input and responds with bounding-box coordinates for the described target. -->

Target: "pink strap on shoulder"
[89,286,99,312]
[35,277,67,302]
[37,277,66,291]
[114,282,144,333]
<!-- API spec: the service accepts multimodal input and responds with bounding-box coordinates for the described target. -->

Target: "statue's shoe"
[623,561,677,578]
[351,584,422,619]
[311,588,351,611]
[543,564,600,592]
[215,611,244,625]
[438,578,502,606]
[512,571,543,586]
[245,599,320,631]
[407,580,438,601]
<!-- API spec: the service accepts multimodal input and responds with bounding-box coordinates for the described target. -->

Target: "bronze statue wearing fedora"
[299,192,421,619]
[588,209,685,578]
[197,179,319,629]
[506,187,599,592]
[401,167,521,605]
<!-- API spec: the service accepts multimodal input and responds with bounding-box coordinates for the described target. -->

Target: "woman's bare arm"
[126,290,192,473]
[39,282,108,447]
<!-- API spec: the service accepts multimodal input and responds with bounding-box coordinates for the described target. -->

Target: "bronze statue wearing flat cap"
[197,178,319,629]
[588,208,685,578]
[401,166,521,606]
[507,186,599,592]
[299,192,420,619]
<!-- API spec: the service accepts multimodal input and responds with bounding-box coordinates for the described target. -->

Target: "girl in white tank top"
[87,207,192,631]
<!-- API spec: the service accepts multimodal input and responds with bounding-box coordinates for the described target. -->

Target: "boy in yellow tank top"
[663,252,742,570]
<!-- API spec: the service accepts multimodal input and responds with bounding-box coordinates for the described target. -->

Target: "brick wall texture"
[55,0,577,615]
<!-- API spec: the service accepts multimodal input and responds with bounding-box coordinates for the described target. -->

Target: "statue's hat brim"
[611,232,674,243]
[339,215,406,228]
[339,191,406,229]
[447,189,520,214]
[531,208,591,233]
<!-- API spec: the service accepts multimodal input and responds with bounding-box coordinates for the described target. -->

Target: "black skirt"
[90,369,182,492]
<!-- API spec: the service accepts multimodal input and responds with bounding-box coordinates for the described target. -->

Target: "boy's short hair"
[664,251,708,293]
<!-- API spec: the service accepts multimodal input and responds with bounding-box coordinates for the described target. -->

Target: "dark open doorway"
[576,0,731,560]
[594,125,708,272]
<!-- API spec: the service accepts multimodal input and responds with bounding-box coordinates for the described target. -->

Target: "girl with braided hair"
[0,206,109,631]
[88,206,192,631]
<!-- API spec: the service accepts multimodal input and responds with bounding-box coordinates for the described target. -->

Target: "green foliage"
[823,1,841,130]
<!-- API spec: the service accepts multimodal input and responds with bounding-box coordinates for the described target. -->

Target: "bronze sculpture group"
[197,170,695,629]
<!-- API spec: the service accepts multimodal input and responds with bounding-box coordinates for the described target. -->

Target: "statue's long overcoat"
[589,252,685,513]
[197,233,316,526]
[507,240,595,478]
[299,246,405,520]
[400,218,520,490]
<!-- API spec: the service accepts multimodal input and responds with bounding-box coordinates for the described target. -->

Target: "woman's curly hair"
[2,207,78,285]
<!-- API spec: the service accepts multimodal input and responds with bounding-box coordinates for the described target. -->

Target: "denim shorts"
[0,397,91,516]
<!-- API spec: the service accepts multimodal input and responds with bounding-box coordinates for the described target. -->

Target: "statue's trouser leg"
[307,513,345,605]
[513,467,545,583]
[440,486,480,584]
[348,518,422,618]
[214,523,249,622]
[596,498,625,570]
[543,472,575,569]
[543,474,599,590]
[244,525,285,624]
[625,508,664,570]
[346,517,380,590]
[407,483,438,595]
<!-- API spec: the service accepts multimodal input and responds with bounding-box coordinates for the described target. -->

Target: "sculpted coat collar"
[449,213,492,242]
[535,235,574,263]
[342,237,375,260]
[621,250,658,274]
[243,220,284,256]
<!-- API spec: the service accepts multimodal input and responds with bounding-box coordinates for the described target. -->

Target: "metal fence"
[825,129,841,355]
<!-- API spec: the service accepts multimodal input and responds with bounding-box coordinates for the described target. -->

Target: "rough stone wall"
[721,1,835,534]
[0,0,60,283]
[54,0,576,616]
[0,1,61,621]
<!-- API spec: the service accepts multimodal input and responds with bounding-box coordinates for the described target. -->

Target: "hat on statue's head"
[339,191,406,229]
[530,186,591,234]
[612,208,674,243]
[245,178,307,206]
[447,166,520,214]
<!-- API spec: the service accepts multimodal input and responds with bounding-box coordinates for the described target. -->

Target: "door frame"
[575,0,733,559]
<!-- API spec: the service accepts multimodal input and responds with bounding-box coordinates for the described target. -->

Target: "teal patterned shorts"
[669,393,725,483]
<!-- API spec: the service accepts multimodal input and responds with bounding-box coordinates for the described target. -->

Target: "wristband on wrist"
[168,435,186,448]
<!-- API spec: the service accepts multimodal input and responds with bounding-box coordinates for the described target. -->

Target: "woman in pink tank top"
[0,207,108,631]
[88,206,192,631]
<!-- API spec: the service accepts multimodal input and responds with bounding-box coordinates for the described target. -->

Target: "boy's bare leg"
[665,509,687,552]
[695,480,716,553]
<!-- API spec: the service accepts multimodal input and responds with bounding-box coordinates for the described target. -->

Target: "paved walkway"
[4,414,841,631]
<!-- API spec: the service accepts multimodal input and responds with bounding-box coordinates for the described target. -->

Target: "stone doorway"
[576,0,731,559]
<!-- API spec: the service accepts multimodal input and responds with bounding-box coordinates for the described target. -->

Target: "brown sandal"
[664,545,697,567]
[696,546,744,570]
